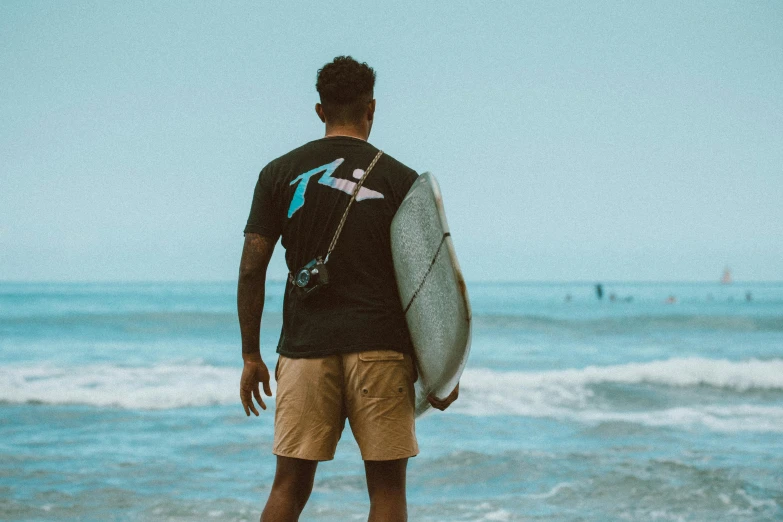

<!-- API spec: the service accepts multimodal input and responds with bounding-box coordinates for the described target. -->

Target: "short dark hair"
[316,56,376,125]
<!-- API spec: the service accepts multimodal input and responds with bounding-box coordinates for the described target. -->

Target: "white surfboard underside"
[391,173,472,417]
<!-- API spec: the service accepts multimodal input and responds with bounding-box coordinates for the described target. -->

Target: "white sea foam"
[481,509,511,521]
[453,357,783,432]
[527,482,574,499]
[2,358,783,432]
[0,363,272,410]
[465,357,783,395]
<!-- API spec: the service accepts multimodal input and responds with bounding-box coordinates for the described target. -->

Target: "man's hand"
[240,354,273,416]
[427,383,459,411]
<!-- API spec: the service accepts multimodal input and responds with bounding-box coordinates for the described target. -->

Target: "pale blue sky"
[2,1,781,282]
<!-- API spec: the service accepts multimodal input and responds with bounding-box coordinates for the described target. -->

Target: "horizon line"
[1,279,781,286]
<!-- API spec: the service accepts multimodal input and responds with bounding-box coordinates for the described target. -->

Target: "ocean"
[1,281,782,521]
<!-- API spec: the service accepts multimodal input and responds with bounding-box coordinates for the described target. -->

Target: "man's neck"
[324,125,369,141]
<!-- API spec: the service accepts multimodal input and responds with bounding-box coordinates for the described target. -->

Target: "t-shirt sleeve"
[390,167,419,211]
[243,165,283,239]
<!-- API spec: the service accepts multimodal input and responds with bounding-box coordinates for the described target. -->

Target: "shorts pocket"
[358,350,408,399]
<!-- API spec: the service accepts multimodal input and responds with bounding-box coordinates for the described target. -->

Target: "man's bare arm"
[237,233,276,416]
[237,233,276,357]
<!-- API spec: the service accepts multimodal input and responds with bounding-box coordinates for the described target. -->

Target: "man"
[237,56,458,522]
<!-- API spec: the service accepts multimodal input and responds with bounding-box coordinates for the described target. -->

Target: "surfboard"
[390,173,472,417]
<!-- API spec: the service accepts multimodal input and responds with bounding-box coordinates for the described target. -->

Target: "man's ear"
[367,99,376,122]
[315,103,326,123]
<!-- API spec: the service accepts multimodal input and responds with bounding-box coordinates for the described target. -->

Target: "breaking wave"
[474,313,783,332]
[2,357,782,432]
[454,358,783,432]
[0,363,245,410]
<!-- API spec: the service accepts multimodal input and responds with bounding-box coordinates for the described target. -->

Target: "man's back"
[244,136,418,357]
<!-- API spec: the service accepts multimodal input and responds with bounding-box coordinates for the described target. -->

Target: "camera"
[292,257,329,299]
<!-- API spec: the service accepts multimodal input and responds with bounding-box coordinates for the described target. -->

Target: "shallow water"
[1,281,782,520]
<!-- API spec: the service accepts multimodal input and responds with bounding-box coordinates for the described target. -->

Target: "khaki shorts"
[273,349,419,462]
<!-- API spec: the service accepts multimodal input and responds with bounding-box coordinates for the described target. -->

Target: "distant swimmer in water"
[666,295,677,304]
[595,284,603,300]
[746,291,752,302]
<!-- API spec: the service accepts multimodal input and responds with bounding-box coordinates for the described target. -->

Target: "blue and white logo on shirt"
[287,158,384,218]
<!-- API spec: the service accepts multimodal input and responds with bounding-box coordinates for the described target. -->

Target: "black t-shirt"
[244,136,419,358]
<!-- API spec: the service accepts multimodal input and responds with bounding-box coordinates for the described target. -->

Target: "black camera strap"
[323,149,384,263]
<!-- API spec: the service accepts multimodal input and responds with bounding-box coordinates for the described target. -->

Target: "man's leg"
[267,355,344,520]
[261,456,318,522]
[364,458,408,522]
